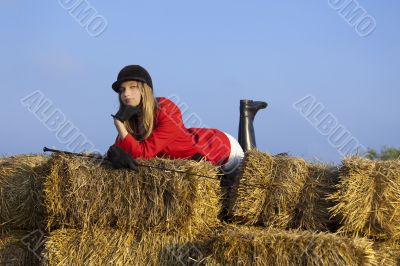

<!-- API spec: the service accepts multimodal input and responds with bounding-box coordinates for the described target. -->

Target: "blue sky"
[1,1,399,163]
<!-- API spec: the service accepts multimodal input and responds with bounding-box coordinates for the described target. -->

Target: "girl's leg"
[221,132,244,175]
[219,132,244,221]
[218,100,267,221]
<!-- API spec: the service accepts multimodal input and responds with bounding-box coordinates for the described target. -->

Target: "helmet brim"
[112,77,150,92]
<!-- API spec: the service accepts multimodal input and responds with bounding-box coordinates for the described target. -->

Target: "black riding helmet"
[112,65,153,92]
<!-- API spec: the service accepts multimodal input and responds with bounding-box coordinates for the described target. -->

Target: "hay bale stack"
[0,155,49,232]
[42,227,214,266]
[44,153,220,235]
[0,231,41,265]
[374,241,400,266]
[231,150,339,231]
[291,164,340,232]
[210,225,376,266]
[328,157,400,240]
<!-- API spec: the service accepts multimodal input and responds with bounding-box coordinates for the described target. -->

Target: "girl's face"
[119,80,142,106]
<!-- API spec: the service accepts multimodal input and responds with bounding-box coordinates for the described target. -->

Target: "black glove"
[106,145,138,171]
[111,105,141,122]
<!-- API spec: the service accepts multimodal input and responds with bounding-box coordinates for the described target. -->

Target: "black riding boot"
[238,99,268,152]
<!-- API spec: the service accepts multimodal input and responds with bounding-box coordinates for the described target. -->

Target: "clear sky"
[1,1,399,163]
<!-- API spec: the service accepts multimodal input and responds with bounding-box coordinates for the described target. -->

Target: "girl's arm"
[114,98,185,159]
[114,118,129,140]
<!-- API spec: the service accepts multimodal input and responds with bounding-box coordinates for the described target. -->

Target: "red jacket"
[114,97,231,165]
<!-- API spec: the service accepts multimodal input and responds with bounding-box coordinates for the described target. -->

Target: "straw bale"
[291,164,340,232]
[210,224,377,266]
[0,155,49,232]
[44,153,220,235]
[328,157,400,240]
[230,150,309,228]
[374,241,400,266]
[43,228,136,265]
[42,227,215,266]
[0,231,42,266]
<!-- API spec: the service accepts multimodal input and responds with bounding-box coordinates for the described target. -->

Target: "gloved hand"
[106,145,138,171]
[111,105,141,122]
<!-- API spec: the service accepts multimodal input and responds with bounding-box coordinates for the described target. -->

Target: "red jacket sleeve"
[114,98,183,159]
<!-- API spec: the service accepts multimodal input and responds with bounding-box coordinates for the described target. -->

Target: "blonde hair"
[118,82,158,140]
